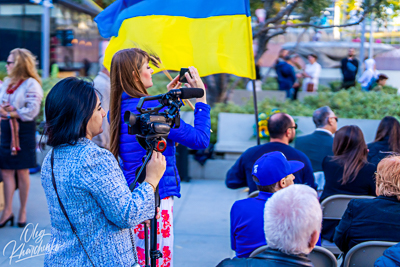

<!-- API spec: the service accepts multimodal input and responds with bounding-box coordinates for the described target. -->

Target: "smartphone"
[179,68,192,83]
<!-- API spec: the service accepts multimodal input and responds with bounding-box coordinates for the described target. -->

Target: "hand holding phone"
[179,68,192,83]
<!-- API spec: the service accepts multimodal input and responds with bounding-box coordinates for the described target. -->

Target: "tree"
[252,0,400,62]
[93,0,115,8]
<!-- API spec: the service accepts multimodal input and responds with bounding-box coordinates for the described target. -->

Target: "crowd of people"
[0,47,211,267]
[275,47,390,99]
[225,106,400,266]
[1,45,400,267]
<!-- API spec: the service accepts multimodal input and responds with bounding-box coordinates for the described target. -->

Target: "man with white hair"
[92,55,111,149]
[217,184,322,266]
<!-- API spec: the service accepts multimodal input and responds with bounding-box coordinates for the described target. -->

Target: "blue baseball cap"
[252,151,304,186]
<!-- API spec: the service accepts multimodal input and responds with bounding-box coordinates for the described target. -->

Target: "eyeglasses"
[6,61,14,66]
[329,117,338,122]
[287,123,298,130]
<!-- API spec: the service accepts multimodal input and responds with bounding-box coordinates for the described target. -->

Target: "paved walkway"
[0,173,246,267]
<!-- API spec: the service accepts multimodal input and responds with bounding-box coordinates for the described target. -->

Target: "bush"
[36,77,61,127]
[261,77,278,90]
[208,88,400,143]
[0,61,7,81]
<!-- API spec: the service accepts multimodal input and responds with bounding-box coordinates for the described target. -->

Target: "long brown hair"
[332,125,368,185]
[9,48,41,85]
[109,48,160,160]
[374,116,400,153]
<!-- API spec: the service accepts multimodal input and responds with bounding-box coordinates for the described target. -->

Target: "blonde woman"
[335,155,400,256]
[0,48,43,228]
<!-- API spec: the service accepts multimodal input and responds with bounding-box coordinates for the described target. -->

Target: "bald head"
[268,113,294,139]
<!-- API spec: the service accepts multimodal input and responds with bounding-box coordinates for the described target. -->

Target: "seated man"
[218,184,322,267]
[230,151,304,258]
[295,106,337,173]
[334,156,400,258]
[226,112,316,194]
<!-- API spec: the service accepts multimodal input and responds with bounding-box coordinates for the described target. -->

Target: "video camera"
[124,88,204,153]
[124,87,203,267]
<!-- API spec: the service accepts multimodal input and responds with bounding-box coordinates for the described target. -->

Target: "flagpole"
[252,79,260,145]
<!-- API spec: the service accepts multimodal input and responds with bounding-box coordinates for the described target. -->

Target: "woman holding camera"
[41,77,166,266]
[109,48,211,266]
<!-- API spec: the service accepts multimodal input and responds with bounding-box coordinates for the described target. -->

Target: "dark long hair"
[374,116,400,153]
[332,125,368,185]
[109,48,160,161]
[44,77,98,147]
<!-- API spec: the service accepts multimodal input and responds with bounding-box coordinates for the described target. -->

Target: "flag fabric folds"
[95,0,255,79]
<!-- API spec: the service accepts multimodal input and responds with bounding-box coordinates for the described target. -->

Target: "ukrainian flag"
[95,0,255,79]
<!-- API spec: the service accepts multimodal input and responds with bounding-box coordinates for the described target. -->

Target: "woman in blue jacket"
[109,48,211,266]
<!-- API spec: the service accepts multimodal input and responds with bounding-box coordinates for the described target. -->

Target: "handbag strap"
[51,149,95,267]
[50,148,139,266]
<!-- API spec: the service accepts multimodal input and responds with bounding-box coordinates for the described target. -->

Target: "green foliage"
[0,61,7,81]
[36,78,61,126]
[297,0,331,22]
[92,0,115,8]
[209,88,400,143]
[262,77,279,90]
[381,85,398,94]
[147,73,171,96]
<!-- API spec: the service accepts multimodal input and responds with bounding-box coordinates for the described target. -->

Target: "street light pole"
[41,0,50,79]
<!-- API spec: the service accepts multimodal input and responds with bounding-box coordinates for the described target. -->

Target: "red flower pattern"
[134,197,173,267]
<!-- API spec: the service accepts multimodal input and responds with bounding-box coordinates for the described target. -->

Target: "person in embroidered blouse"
[0,48,43,228]
[41,77,166,266]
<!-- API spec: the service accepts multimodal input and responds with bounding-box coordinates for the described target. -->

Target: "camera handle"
[130,147,163,267]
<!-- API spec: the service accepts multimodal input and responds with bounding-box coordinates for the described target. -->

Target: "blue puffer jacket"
[375,243,400,267]
[119,92,211,199]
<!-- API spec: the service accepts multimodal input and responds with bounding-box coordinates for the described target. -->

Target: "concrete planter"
[188,112,381,180]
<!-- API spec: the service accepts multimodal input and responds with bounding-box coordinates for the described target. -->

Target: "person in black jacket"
[226,113,316,194]
[295,106,337,172]
[276,55,296,98]
[368,116,400,166]
[217,185,321,267]
[341,48,359,89]
[334,156,400,258]
[321,125,376,241]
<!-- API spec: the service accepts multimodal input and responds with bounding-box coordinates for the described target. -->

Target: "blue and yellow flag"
[95,0,255,79]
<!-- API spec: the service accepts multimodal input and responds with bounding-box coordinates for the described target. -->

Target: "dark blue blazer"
[334,196,400,256]
[295,130,334,172]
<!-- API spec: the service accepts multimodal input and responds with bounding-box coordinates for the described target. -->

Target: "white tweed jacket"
[41,138,155,266]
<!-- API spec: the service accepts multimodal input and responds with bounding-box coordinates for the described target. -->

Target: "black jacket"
[295,130,334,172]
[320,157,376,241]
[216,248,314,267]
[368,137,392,166]
[341,57,359,82]
[334,196,400,256]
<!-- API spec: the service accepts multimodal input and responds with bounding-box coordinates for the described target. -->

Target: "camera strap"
[50,149,139,266]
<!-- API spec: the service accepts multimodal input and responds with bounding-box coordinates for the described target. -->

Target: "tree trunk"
[204,74,228,106]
